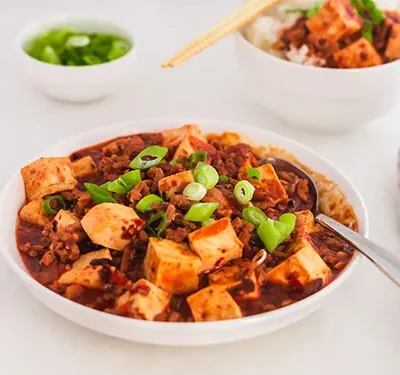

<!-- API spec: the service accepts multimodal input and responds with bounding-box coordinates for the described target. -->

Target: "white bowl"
[0,118,368,346]
[16,15,137,103]
[235,31,400,133]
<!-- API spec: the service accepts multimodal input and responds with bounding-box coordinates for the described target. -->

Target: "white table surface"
[1,0,400,374]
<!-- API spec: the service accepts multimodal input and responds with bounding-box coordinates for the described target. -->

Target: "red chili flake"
[112,271,128,286]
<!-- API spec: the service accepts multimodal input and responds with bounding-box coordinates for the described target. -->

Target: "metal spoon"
[262,157,400,287]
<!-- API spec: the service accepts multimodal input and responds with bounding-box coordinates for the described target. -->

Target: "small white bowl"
[16,15,137,103]
[235,31,400,133]
[0,117,368,346]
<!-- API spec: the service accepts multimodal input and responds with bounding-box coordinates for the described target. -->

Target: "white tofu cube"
[81,203,145,250]
[158,170,194,198]
[19,199,50,227]
[187,285,242,322]
[172,135,215,161]
[71,156,97,178]
[267,237,332,287]
[57,248,112,288]
[188,217,243,272]
[144,238,202,294]
[162,124,206,148]
[306,0,363,43]
[21,157,77,201]
[239,163,287,204]
[209,259,260,300]
[114,279,170,320]
[385,24,400,60]
[53,209,84,240]
[294,210,319,236]
[333,37,382,68]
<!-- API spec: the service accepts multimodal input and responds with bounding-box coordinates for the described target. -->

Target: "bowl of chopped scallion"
[17,15,136,102]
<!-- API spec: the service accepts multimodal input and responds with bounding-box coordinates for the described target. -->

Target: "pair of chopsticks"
[162,0,280,69]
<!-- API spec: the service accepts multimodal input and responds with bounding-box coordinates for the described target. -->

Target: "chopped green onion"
[42,45,61,65]
[129,146,168,170]
[202,218,216,227]
[361,0,385,24]
[146,211,168,238]
[242,206,268,227]
[234,180,255,205]
[66,35,90,48]
[24,29,132,66]
[107,170,142,194]
[84,182,116,204]
[184,202,219,222]
[307,1,322,18]
[43,195,66,216]
[219,175,230,184]
[136,194,164,213]
[247,167,261,180]
[362,20,373,42]
[169,160,179,166]
[189,151,207,168]
[183,182,207,201]
[285,7,308,14]
[256,213,297,253]
[193,162,219,190]
[108,39,132,61]
[351,0,365,15]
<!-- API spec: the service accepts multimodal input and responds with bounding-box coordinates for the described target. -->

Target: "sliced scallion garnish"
[234,180,255,205]
[183,182,207,202]
[184,202,219,222]
[129,145,168,170]
[43,195,66,216]
[136,194,164,213]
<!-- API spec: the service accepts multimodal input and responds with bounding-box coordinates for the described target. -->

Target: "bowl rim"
[15,13,136,69]
[235,28,400,74]
[0,117,369,330]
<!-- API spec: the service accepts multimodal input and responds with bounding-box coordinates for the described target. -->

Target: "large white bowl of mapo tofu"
[2,119,367,345]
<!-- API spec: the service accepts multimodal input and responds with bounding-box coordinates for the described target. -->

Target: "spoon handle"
[316,213,400,287]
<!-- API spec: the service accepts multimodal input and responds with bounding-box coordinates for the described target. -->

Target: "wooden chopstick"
[162,0,280,68]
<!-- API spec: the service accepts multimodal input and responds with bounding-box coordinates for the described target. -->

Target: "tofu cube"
[246,163,288,204]
[114,279,170,320]
[209,259,260,300]
[333,37,382,68]
[294,210,319,236]
[187,285,242,322]
[306,0,363,44]
[158,170,194,198]
[21,157,77,201]
[162,124,206,148]
[267,237,332,287]
[188,217,243,272]
[71,156,97,178]
[53,209,84,239]
[58,248,112,288]
[385,24,400,60]
[173,135,216,161]
[19,199,50,227]
[144,238,202,294]
[81,203,145,250]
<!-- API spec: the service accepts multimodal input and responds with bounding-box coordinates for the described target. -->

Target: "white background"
[1,0,400,374]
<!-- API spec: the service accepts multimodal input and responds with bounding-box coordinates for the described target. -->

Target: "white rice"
[243,0,400,66]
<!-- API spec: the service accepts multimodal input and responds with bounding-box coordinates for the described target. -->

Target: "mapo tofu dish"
[16,124,358,322]
[244,0,400,68]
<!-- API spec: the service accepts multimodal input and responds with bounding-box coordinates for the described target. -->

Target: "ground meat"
[169,194,192,211]
[297,179,310,202]
[127,182,150,205]
[165,227,189,243]
[40,250,55,266]
[282,16,309,48]
[124,135,145,158]
[48,223,82,263]
[165,203,176,224]
[146,167,164,193]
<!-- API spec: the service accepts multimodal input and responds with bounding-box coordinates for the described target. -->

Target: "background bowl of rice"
[235,0,400,133]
